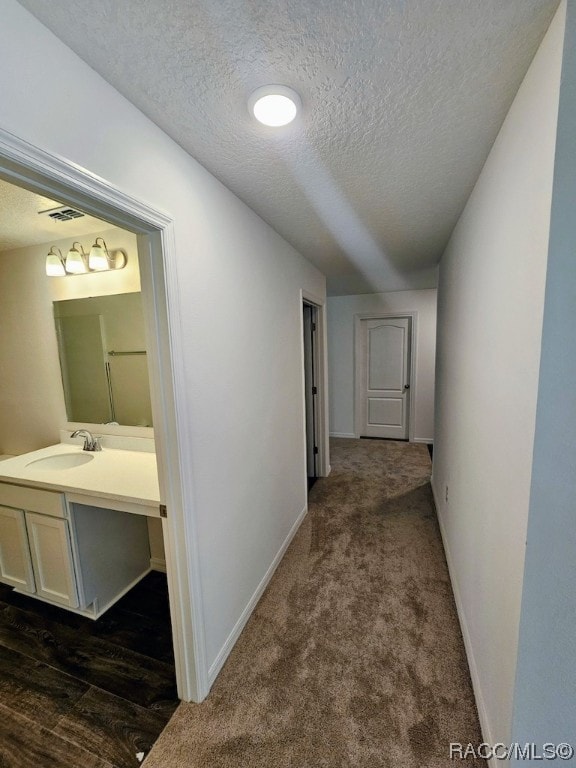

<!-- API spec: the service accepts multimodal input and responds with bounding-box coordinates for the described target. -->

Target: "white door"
[0,506,35,593]
[359,317,411,439]
[25,512,79,608]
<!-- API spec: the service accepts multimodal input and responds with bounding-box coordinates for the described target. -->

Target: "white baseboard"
[413,437,433,444]
[431,481,499,768]
[208,503,309,686]
[329,432,356,438]
[150,557,167,573]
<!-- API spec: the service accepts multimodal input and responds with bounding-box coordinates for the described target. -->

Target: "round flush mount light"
[248,85,301,127]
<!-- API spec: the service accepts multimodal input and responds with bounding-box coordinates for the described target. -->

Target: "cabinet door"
[25,513,79,608]
[0,506,35,593]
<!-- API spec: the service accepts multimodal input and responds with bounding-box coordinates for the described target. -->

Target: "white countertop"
[0,443,160,512]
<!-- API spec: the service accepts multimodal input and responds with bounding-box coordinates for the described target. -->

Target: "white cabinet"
[0,505,35,593]
[25,512,79,608]
[0,482,151,618]
[0,485,78,608]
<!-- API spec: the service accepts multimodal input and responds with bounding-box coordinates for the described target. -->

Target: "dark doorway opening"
[303,303,319,492]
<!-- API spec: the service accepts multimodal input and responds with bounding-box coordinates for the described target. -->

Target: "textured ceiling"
[0,177,111,252]
[17,0,559,294]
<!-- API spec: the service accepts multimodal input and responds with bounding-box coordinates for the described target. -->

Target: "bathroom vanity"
[0,439,160,619]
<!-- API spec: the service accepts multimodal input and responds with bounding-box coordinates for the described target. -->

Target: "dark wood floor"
[0,572,178,768]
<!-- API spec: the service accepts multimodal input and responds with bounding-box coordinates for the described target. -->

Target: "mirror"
[53,292,153,427]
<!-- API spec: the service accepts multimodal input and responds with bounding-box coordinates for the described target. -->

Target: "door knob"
[404,384,410,390]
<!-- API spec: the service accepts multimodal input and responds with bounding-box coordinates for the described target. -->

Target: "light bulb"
[65,243,88,274]
[89,237,113,271]
[46,249,65,276]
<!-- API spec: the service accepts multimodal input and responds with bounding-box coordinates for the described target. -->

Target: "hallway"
[144,438,484,767]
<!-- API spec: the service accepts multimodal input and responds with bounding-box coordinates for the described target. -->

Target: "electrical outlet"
[445,484,449,503]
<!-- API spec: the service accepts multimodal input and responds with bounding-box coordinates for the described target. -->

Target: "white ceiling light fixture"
[65,241,89,274]
[248,85,301,127]
[45,246,66,277]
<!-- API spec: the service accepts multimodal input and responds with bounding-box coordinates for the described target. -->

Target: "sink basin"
[26,452,95,470]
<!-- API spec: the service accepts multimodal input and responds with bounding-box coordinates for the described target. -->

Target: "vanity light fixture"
[45,239,128,277]
[45,246,66,276]
[65,242,89,274]
[248,85,301,127]
[89,237,126,271]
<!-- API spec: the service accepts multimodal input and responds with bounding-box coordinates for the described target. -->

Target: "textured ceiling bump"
[17,0,560,294]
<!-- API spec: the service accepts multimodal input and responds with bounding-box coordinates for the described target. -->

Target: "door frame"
[353,312,418,442]
[302,303,318,481]
[301,290,330,480]
[0,127,207,702]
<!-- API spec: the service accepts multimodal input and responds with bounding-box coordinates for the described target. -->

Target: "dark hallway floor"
[0,571,178,768]
[144,438,485,767]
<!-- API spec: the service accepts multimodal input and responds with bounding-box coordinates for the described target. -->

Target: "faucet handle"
[92,437,102,452]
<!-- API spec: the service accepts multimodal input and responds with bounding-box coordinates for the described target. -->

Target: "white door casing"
[0,127,205,701]
[357,316,413,440]
[300,289,330,481]
[303,303,318,480]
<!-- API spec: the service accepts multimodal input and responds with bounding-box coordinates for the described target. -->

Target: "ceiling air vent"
[39,205,85,222]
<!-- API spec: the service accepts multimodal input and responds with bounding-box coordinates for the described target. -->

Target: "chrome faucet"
[71,429,102,452]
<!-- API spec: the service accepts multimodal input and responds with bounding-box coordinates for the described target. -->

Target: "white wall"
[511,0,576,756]
[327,289,437,442]
[0,0,325,686]
[432,2,565,749]
[0,226,137,455]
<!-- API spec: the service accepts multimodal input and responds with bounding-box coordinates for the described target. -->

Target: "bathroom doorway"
[0,131,203,704]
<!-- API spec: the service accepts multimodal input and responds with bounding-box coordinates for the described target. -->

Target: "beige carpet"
[144,438,485,767]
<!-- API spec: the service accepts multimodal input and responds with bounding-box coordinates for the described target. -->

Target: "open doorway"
[0,175,185,763]
[303,302,319,490]
[301,291,329,490]
[0,129,203,711]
